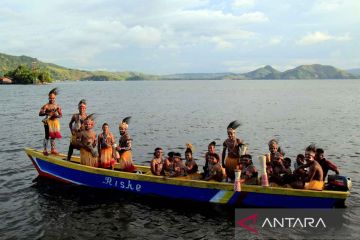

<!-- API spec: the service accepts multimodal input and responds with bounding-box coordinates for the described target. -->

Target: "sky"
[0,0,359,74]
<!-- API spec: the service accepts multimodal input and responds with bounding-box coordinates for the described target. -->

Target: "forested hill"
[0,52,358,81]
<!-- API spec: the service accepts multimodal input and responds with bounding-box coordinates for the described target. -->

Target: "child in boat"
[203,141,221,179]
[79,114,98,167]
[115,117,135,172]
[222,121,243,182]
[98,123,116,169]
[294,154,305,169]
[67,99,87,161]
[240,154,258,185]
[303,144,324,190]
[315,148,339,180]
[150,147,164,176]
[268,152,290,186]
[38,88,62,155]
[163,151,174,175]
[184,143,198,174]
[204,152,224,182]
[169,152,187,177]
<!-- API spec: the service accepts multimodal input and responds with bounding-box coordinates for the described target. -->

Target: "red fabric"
[49,132,62,139]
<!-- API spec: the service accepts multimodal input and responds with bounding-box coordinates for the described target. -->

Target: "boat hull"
[26,148,350,208]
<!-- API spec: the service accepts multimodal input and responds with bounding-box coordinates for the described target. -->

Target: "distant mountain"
[1,52,358,81]
[280,64,355,79]
[347,68,360,75]
[243,65,281,79]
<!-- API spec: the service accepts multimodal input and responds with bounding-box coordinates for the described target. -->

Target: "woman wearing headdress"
[184,143,198,174]
[115,117,135,172]
[79,114,98,167]
[222,120,243,181]
[98,123,116,169]
[39,88,62,155]
[66,99,87,161]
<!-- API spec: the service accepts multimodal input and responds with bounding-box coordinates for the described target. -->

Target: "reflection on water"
[0,80,359,239]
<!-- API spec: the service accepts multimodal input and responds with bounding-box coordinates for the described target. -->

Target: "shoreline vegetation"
[1,52,359,84]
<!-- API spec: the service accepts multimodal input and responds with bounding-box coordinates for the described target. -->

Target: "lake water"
[0,80,359,239]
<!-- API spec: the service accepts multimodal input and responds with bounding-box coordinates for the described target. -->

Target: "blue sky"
[1,0,359,74]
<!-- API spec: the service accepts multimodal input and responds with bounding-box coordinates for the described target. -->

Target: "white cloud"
[232,0,256,8]
[297,32,351,45]
[269,36,283,45]
[210,37,234,49]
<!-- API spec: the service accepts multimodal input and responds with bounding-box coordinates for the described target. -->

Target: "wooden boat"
[25,148,350,208]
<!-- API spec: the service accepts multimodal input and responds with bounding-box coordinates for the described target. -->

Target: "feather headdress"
[48,88,59,96]
[119,116,132,129]
[85,113,95,121]
[185,143,194,154]
[227,120,241,130]
[78,99,86,106]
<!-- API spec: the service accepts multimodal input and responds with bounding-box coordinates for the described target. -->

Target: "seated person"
[204,154,224,182]
[150,147,164,176]
[303,144,324,190]
[184,143,198,174]
[294,154,305,169]
[203,141,221,178]
[315,148,339,180]
[283,157,292,174]
[240,154,258,185]
[163,151,174,175]
[169,152,187,177]
[269,152,291,186]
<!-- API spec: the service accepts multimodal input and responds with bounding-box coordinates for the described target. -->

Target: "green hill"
[280,64,355,79]
[0,52,157,81]
[243,65,281,79]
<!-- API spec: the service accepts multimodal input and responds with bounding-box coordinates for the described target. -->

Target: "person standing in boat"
[79,114,98,167]
[184,143,198,174]
[115,117,135,172]
[203,141,222,179]
[39,88,62,155]
[98,123,116,169]
[222,121,243,182]
[150,147,164,175]
[66,99,87,161]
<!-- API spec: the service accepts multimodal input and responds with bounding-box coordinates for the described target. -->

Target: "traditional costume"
[39,88,62,155]
[98,131,115,168]
[79,114,98,167]
[117,117,135,172]
[223,120,243,181]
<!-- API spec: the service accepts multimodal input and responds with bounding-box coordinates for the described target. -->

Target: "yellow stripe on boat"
[210,190,235,203]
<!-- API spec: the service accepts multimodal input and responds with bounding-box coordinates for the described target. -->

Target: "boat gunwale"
[25,148,350,200]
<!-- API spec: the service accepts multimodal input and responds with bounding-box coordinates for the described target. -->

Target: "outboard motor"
[325,175,352,191]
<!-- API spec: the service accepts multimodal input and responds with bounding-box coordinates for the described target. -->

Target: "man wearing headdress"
[39,88,62,155]
[79,114,98,167]
[222,120,243,181]
[66,99,87,161]
[115,117,135,172]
